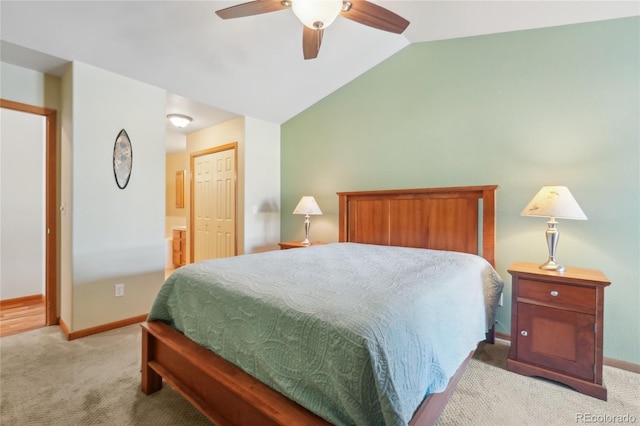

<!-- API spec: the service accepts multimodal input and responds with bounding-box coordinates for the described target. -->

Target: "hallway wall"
[0,108,46,299]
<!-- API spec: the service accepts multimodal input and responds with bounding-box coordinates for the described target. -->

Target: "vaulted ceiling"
[2,1,637,134]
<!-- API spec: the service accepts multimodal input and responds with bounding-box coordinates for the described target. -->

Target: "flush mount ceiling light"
[167,114,193,128]
[215,0,409,60]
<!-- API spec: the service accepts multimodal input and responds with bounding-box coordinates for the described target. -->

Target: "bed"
[141,185,502,426]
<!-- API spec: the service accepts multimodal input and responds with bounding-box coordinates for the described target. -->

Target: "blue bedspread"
[148,243,503,425]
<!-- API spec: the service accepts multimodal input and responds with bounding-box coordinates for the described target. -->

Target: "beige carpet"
[439,342,639,425]
[1,324,209,425]
[1,324,638,425]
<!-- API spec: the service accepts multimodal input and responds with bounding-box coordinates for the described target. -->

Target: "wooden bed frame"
[141,185,498,426]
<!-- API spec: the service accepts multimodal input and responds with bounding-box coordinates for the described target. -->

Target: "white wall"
[60,64,73,324]
[0,108,45,299]
[66,61,167,331]
[1,62,45,103]
[244,117,280,253]
[0,62,54,108]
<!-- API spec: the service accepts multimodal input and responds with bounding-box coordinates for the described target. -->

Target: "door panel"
[517,303,595,380]
[193,147,236,262]
[213,150,235,258]
[194,154,213,262]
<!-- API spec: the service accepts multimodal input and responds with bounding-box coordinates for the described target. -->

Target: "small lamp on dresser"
[293,196,322,245]
[521,185,587,272]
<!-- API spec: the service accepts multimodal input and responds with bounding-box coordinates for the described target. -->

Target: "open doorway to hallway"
[0,100,58,336]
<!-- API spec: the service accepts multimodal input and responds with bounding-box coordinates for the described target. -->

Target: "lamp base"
[540,218,565,273]
[301,215,311,245]
[539,259,565,273]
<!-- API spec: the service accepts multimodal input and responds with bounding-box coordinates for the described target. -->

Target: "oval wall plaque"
[113,129,133,189]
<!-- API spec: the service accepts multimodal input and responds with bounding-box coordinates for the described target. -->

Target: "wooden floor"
[0,296,46,338]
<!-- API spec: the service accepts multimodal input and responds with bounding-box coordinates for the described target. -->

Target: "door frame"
[0,99,58,325]
[189,142,238,263]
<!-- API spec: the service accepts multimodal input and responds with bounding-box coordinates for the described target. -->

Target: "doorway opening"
[0,99,58,331]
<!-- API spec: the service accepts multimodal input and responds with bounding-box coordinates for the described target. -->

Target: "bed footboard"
[140,321,331,426]
[141,321,474,426]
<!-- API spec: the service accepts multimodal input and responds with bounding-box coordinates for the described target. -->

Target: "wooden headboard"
[337,185,498,267]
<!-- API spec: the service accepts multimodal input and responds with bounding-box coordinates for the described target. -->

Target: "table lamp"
[521,186,587,272]
[293,196,322,245]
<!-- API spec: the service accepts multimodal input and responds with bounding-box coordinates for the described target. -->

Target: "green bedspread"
[148,243,503,425]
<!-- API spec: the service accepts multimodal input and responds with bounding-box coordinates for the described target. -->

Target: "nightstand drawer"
[519,279,595,309]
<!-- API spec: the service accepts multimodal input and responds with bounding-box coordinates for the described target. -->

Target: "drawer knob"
[550,290,559,297]
[520,330,528,337]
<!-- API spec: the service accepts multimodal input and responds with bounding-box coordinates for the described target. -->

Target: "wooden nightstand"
[507,262,610,400]
[278,241,325,250]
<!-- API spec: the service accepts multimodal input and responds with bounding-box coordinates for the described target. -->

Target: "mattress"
[147,242,503,426]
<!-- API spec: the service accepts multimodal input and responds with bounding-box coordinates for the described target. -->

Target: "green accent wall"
[282,17,639,364]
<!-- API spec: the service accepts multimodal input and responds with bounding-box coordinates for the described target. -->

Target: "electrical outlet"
[115,283,125,297]
[498,293,504,306]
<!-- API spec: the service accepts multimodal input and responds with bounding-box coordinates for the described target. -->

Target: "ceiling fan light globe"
[292,0,342,29]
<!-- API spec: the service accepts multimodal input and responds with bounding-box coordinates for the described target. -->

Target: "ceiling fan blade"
[340,1,409,34]
[302,27,323,60]
[215,0,289,20]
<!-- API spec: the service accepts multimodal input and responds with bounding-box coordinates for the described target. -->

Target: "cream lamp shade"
[521,186,587,272]
[293,196,322,245]
[521,186,587,220]
[293,196,323,216]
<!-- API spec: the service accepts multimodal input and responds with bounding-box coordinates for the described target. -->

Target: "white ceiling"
[1,1,638,145]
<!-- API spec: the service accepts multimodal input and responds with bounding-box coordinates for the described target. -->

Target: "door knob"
[520,330,528,337]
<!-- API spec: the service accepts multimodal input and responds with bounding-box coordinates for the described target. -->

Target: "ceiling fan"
[215,0,410,60]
